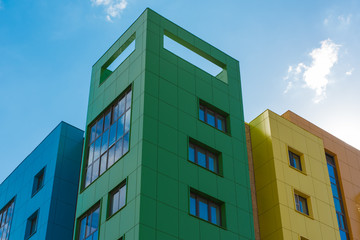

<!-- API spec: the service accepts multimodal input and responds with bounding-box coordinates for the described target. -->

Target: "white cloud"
[284,39,340,103]
[346,68,354,76]
[338,14,352,25]
[323,14,352,26]
[91,0,128,21]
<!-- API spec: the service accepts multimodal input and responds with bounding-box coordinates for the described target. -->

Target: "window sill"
[289,165,307,176]
[187,159,223,177]
[295,209,313,220]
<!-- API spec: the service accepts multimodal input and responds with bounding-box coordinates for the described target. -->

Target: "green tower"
[74,8,254,240]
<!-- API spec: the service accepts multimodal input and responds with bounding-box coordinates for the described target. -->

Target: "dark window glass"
[189,192,222,226]
[199,103,227,132]
[326,154,349,239]
[78,205,100,240]
[189,142,220,174]
[109,183,127,216]
[294,193,309,215]
[0,200,15,240]
[85,89,132,187]
[289,150,302,171]
[25,210,39,239]
[32,168,45,196]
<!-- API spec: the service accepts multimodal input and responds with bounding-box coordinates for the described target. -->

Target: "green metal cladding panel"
[74,8,254,240]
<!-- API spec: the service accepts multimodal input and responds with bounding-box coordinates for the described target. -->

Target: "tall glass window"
[326,154,349,240]
[85,89,132,187]
[78,205,100,240]
[0,199,15,240]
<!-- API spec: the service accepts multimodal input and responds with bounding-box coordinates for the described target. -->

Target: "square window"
[199,101,228,133]
[289,150,302,171]
[109,181,127,217]
[190,191,222,226]
[32,168,45,196]
[188,141,220,174]
[294,193,309,215]
[25,210,39,239]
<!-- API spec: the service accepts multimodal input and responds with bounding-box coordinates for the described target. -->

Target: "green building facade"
[74,8,254,240]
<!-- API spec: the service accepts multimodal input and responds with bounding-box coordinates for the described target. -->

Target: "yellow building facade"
[248,110,341,240]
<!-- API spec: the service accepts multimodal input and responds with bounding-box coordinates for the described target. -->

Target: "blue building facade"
[0,122,84,240]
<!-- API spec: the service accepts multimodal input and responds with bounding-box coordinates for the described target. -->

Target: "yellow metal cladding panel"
[250,110,341,240]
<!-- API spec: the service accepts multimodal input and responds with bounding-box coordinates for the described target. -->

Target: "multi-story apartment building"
[0,122,84,240]
[73,8,255,240]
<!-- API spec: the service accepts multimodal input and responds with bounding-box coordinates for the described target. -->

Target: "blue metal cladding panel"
[0,122,84,240]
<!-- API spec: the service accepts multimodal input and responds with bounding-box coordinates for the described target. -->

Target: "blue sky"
[0,0,359,183]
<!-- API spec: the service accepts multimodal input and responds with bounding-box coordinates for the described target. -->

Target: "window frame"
[77,203,100,240]
[32,167,45,197]
[288,147,305,173]
[83,87,132,189]
[199,101,228,133]
[294,191,311,217]
[108,180,127,218]
[189,191,223,227]
[188,140,221,175]
[25,209,39,239]
[326,153,350,239]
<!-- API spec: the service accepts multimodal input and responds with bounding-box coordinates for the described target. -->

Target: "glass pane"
[118,98,126,117]
[124,110,131,132]
[190,196,196,216]
[119,185,126,208]
[86,215,91,236]
[337,212,344,229]
[79,217,86,240]
[109,123,117,146]
[115,138,123,161]
[216,117,224,131]
[208,155,215,172]
[331,183,339,198]
[86,165,92,186]
[92,159,99,181]
[299,196,308,214]
[96,118,103,138]
[100,153,108,175]
[334,198,342,212]
[112,105,118,123]
[111,192,120,215]
[206,111,215,127]
[210,205,218,224]
[94,137,101,160]
[117,115,125,139]
[199,107,205,121]
[90,125,96,143]
[108,146,115,168]
[88,143,95,165]
[123,133,130,154]
[91,208,100,232]
[126,91,132,109]
[339,230,348,240]
[327,164,336,179]
[189,145,195,162]
[198,199,208,221]
[101,130,109,154]
[92,231,98,240]
[104,111,111,130]
[197,150,206,168]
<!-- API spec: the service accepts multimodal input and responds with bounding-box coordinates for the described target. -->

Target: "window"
[326,154,349,240]
[109,182,127,217]
[289,150,302,171]
[25,210,39,239]
[294,193,309,215]
[32,168,45,196]
[0,199,15,240]
[85,89,132,187]
[199,102,227,132]
[190,192,222,226]
[189,141,219,174]
[300,237,309,240]
[78,205,100,240]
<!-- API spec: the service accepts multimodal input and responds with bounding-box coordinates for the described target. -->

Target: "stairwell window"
[85,88,132,188]
[199,102,228,132]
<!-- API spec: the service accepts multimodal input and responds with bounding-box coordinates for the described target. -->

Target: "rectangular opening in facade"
[163,31,227,83]
[100,34,136,85]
